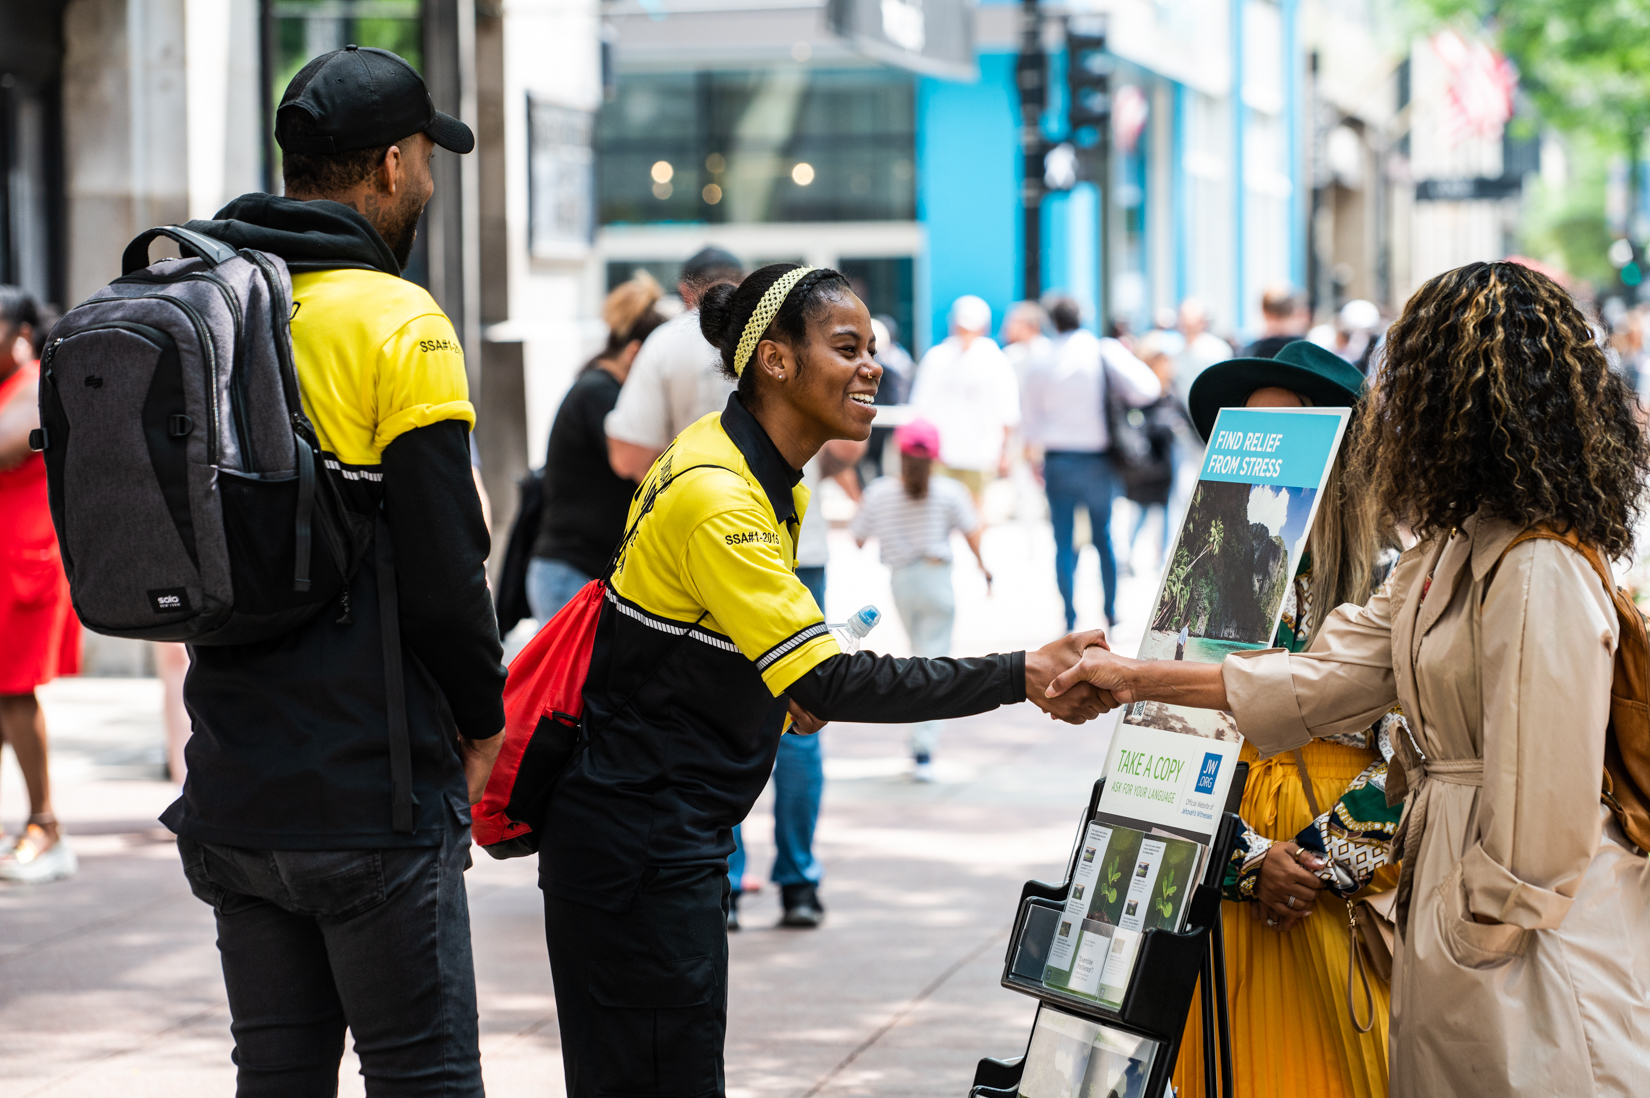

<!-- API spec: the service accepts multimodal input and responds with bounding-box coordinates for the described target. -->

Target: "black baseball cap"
[276,46,474,156]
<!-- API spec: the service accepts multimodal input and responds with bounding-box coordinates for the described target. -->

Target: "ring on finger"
[1265,915,1277,927]
[1286,895,1297,909]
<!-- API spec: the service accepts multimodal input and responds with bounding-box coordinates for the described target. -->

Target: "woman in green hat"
[1172,339,1405,1098]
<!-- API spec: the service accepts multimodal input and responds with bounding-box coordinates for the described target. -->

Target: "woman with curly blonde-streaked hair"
[1049,260,1650,1096]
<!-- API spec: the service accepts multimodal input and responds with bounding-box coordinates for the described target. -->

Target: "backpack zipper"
[119,293,219,466]
[115,271,253,466]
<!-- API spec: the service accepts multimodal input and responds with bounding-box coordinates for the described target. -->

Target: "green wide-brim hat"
[1188,338,1367,443]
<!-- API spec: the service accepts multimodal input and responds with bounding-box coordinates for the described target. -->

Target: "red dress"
[1,361,79,694]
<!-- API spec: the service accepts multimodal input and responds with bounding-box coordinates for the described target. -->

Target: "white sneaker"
[0,827,78,884]
[912,760,936,783]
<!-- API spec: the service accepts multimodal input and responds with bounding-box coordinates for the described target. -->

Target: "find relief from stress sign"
[1114,407,1350,744]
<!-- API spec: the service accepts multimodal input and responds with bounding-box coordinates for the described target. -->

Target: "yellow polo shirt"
[287,269,474,484]
[608,404,841,695]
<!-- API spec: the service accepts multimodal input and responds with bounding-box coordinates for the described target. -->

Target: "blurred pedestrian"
[1001,299,1051,381]
[1336,298,1382,374]
[1021,295,1160,631]
[1174,298,1234,404]
[0,285,78,885]
[165,50,502,1094]
[850,419,991,782]
[1243,284,1309,359]
[871,314,915,402]
[529,274,668,620]
[909,295,1020,505]
[855,314,912,486]
[604,246,743,481]
[1118,332,1188,574]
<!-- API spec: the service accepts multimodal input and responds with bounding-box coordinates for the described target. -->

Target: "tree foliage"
[1415,0,1650,155]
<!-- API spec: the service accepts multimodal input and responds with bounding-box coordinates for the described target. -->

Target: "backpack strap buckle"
[167,414,194,439]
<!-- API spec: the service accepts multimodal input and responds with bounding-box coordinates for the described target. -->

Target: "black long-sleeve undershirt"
[381,419,507,740]
[785,649,1026,723]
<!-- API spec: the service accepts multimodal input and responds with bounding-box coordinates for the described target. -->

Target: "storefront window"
[597,69,917,225]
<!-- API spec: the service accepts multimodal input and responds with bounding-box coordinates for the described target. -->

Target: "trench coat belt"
[1390,758,1484,931]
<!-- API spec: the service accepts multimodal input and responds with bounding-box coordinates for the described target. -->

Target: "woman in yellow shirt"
[540,263,1109,1098]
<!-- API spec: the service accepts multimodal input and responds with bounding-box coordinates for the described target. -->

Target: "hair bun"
[697,280,739,352]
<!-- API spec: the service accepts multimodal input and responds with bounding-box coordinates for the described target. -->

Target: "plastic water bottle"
[830,605,881,653]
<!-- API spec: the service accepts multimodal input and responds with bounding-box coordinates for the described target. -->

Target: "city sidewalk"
[0,517,1164,1098]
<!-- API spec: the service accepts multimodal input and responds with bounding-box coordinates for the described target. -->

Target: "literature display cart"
[970,766,1247,1098]
[964,405,1354,1097]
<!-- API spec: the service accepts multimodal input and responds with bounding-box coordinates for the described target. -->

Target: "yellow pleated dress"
[1171,738,1399,1098]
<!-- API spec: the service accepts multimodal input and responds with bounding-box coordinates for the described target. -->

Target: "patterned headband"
[733,266,817,377]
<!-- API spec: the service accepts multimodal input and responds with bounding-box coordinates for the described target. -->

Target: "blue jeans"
[177,812,480,1097]
[527,557,595,622]
[729,565,827,890]
[1044,450,1120,629]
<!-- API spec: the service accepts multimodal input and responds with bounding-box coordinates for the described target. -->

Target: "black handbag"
[493,468,544,636]
[1107,391,1178,505]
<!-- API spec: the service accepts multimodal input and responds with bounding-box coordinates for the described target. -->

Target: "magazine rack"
[970,763,1248,1098]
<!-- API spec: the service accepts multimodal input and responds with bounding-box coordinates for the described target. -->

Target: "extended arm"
[607,437,661,482]
[788,630,1108,726]
[1045,651,1229,709]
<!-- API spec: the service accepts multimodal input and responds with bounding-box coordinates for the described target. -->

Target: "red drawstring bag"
[473,460,725,859]
[473,577,606,858]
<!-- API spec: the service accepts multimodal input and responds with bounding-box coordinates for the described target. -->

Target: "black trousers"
[178,817,482,1098]
[545,865,730,1098]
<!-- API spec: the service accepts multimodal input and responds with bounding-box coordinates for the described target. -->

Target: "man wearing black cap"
[160,47,503,1097]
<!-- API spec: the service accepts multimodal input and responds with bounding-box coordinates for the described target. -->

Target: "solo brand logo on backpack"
[30,225,366,645]
[1499,527,1650,853]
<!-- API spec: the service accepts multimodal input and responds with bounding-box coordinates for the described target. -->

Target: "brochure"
[1118,407,1349,742]
[1017,1005,1159,1098]
[1043,823,1202,1007]
[1097,723,1241,841]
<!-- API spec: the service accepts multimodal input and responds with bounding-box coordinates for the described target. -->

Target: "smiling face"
[761,290,881,444]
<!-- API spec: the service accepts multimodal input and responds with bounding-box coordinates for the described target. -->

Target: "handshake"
[1025,630,1136,725]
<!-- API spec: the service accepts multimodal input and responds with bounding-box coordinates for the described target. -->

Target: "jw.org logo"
[1194,752,1223,796]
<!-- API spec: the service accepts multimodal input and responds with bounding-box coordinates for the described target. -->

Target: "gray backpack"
[32,225,367,644]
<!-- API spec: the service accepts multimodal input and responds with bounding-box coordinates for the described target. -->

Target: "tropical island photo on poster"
[1124,407,1350,741]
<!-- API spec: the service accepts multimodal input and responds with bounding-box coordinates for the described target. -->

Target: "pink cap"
[896,418,941,460]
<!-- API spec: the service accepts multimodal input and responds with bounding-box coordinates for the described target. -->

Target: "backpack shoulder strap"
[1497,526,1615,600]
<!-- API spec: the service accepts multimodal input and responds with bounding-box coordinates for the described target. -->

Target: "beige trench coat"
[1223,513,1650,1096]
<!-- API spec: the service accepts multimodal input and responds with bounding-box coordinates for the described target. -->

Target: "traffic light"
[1066,25,1111,144]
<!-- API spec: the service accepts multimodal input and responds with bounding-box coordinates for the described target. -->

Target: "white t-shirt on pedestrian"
[909,335,1021,472]
[851,476,979,569]
[604,311,734,450]
[1021,329,1161,453]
